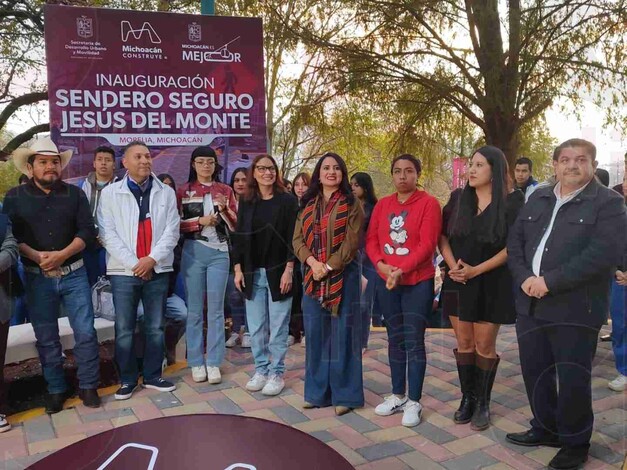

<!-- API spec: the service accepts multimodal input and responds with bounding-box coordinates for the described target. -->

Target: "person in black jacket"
[232,154,299,397]
[506,139,627,470]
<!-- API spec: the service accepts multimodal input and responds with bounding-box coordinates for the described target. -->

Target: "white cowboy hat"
[12,136,73,175]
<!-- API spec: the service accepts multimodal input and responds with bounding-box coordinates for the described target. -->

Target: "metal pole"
[201,0,215,15]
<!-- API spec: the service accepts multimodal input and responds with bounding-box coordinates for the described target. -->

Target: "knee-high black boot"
[471,354,500,431]
[453,349,476,424]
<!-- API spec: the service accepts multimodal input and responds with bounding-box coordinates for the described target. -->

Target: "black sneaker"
[114,383,139,400]
[143,377,176,392]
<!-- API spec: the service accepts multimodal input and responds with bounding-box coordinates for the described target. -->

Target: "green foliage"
[0,160,22,200]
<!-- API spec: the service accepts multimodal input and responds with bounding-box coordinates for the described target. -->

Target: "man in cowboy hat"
[2,136,101,413]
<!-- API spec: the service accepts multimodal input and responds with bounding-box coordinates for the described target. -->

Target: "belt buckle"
[43,269,63,278]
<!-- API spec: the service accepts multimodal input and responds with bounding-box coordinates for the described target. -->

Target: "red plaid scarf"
[302,191,349,313]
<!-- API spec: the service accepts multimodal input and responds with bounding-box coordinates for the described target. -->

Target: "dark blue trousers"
[516,314,599,446]
[377,278,433,401]
[303,262,364,408]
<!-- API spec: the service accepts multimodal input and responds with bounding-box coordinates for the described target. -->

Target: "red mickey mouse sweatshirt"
[365,189,442,285]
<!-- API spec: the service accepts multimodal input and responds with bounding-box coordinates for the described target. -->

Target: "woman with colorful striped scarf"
[293,152,364,416]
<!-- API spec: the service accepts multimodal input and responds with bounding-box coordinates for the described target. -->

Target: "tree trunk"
[483,114,520,174]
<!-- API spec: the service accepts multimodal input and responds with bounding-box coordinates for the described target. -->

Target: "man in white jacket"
[98,141,180,400]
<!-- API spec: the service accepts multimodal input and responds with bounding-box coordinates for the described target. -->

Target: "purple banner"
[44,5,267,184]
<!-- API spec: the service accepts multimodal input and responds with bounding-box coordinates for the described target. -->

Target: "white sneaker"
[191,365,207,383]
[207,366,221,384]
[0,414,11,433]
[402,400,422,427]
[241,332,252,348]
[225,332,239,348]
[608,374,627,392]
[287,335,295,347]
[262,374,285,396]
[375,395,408,416]
[246,372,267,392]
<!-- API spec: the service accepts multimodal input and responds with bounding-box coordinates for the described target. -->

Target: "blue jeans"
[182,241,229,368]
[610,279,626,375]
[226,272,247,333]
[245,268,292,376]
[303,262,364,407]
[377,278,433,401]
[10,260,29,325]
[137,294,188,324]
[110,273,169,384]
[24,266,100,394]
[360,254,377,348]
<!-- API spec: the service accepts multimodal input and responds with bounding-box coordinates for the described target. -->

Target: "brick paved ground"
[0,326,625,469]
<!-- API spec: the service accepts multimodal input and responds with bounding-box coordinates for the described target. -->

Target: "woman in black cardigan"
[233,154,299,397]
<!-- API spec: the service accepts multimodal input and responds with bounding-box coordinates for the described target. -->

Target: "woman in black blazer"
[233,154,299,397]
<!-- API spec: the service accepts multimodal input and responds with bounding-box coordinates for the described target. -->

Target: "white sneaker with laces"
[0,414,11,433]
[402,400,422,427]
[241,332,252,348]
[225,332,239,348]
[246,372,267,392]
[191,365,207,383]
[207,366,222,384]
[375,395,408,416]
[262,374,285,396]
[608,373,627,392]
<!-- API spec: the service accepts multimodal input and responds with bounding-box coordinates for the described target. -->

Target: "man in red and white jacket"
[98,141,180,401]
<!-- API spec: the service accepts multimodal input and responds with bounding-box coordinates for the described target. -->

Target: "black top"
[232,192,299,302]
[441,189,524,324]
[359,201,374,251]
[3,179,96,267]
[251,198,276,269]
[507,180,627,327]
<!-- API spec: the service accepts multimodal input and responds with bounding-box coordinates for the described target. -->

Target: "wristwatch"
[325,263,333,272]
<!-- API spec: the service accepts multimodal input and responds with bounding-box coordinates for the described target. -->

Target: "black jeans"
[516,314,599,446]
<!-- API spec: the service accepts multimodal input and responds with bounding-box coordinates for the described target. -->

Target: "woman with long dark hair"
[351,172,379,350]
[439,146,524,431]
[225,167,251,348]
[366,155,441,427]
[233,155,299,396]
[287,172,311,346]
[293,152,364,415]
[177,146,237,384]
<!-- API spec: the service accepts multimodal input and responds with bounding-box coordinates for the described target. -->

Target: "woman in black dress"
[439,146,524,431]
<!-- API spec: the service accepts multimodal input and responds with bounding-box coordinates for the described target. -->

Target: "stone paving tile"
[81,407,134,423]
[161,402,214,416]
[482,444,543,470]
[338,411,381,433]
[443,434,495,456]
[55,420,112,438]
[440,449,498,470]
[309,430,335,443]
[356,440,414,461]
[412,421,457,445]
[208,398,243,415]
[364,426,417,443]
[110,415,139,428]
[270,406,309,425]
[22,416,55,443]
[328,440,368,467]
[149,392,183,410]
[27,434,86,455]
[589,441,627,465]
[402,436,457,462]
[397,450,447,469]
[131,401,163,421]
[0,431,28,462]
[355,456,412,469]
[192,380,239,393]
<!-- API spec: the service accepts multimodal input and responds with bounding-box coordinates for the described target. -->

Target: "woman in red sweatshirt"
[366,154,442,427]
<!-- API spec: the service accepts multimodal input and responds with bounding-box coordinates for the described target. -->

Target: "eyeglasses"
[255,165,276,174]
[194,159,216,166]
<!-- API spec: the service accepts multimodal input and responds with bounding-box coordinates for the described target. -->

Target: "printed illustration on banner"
[188,22,201,42]
[121,21,161,44]
[76,16,93,39]
[182,37,241,64]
